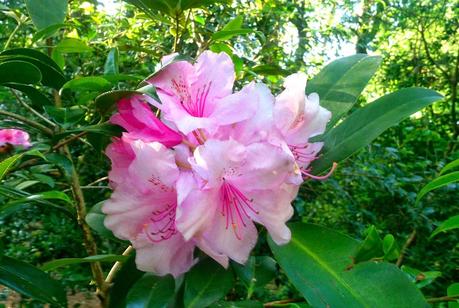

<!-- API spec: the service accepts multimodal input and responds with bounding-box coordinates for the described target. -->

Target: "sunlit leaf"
[25,0,68,30]
[41,254,128,271]
[431,215,459,238]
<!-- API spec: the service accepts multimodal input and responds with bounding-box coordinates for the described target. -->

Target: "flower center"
[144,203,177,243]
[220,180,258,240]
[171,79,212,118]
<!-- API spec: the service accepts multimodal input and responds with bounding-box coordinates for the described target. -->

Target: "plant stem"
[173,13,180,52]
[4,22,21,50]
[10,89,57,128]
[427,295,459,303]
[0,109,54,135]
[103,245,134,307]
[264,298,305,307]
[396,229,417,267]
[52,131,87,151]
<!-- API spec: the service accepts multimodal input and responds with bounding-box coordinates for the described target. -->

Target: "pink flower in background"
[274,73,335,179]
[104,51,334,276]
[0,128,31,148]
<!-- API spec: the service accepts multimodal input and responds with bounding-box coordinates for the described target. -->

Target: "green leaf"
[0,154,23,181]
[221,16,243,31]
[212,29,252,41]
[105,47,120,75]
[25,0,68,30]
[401,266,442,289]
[108,253,145,308]
[86,201,116,239]
[311,88,443,174]
[184,258,234,308]
[55,38,92,53]
[0,61,42,84]
[95,90,137,115]
[3,83,52,107]
[0,256,66,306]
[416,171,459,205]
[32,23,69,43]
[232,256,276,297]
[211,301,264,307]
[0,48,66,89]
[41,254,128,271]
[44,105,86,128]
[353,225,383,263]
[126,273,175,308]
[269,223,428,307]
[382,234,400,261]
[251,64,289,76]
[307,54,382,128]
[431,215,459,238]
[60,76,112,94]
[441,158,459,175]
[447,283,459,308]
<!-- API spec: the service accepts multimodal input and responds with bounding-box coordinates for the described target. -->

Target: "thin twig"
[0,109,54,135]
[264,298,305,307]
[396,229,417,267]
[87,176,108,187]
[10,89,56,128]
[52,131,87,151]
[105,246,134,284]
[427,295,459,303]
[4,22,21,50]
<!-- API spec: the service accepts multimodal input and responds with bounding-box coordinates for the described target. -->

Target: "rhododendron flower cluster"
[103,51,333,277]
[0,128,31,148]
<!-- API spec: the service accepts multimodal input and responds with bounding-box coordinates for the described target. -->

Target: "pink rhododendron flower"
[274,73,335,178]
[104,51,333,276]
[0,128,31,148]
[148,51,257,135]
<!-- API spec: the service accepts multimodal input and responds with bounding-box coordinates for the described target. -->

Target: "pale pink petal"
[198,211,258,265]
[132,233,195,277]
[105,135,135,186]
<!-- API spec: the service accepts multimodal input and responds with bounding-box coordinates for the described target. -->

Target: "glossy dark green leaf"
[307,54,381,128]
[44,106,86,128]
[232,256,276,297]
[0,256,67,306]
[416,171,459,205]
[311,88,443,174]
[431,215,459,238]
[447,283,459,308]
[382,234,399,261]
[55,38,92,53]
[184,258,234,308]
[0,48,66,89]
[60,76,112,94]
[3,83,52,107]
[211,301,264,307]
[269,223,428,307]
[95,90,137,115]
[251,64,289,76]
[45,153,74,179]
[86,201,116,239]
[0,61,42,84]
[41,254,128,271]
[126,273,175,308]
[105,47,120,75]
[24,0,68,30]
[353,225,383,263]
[108,253,145,308]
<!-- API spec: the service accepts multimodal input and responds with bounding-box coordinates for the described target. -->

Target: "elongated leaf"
[60,76,112,94]
[41,254,128,271]
[353,225,383,263]
[416,171,459,205]
[269,223,428,307]
[1,48,63,72]
[211,301,264,307]
[440,158,459,175]
[126,273,175,308]
[32,23,69,43]
[184,258,234,308]
[222,16,243,31]
[44,106,86,128]
[0,256,66,306]
[232,256,276,297]
[55,38,92,53]
[431,215,459,238]
[0,154,23,181]
[0,61,42,84]
[212,29,252,41]
[95,90,137,115]
[3,83,52,107]
[25,0,67,30]
[105,47,120,75]
[401,266,442,289]
[252,64,289,76]
[312,88,443,174]
[307,54,381,128]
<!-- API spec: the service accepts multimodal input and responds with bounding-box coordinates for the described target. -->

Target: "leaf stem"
[10,89,57,128]
[264,298,305,307]
[0,109,54,135]
[426,295,459,303]
[4,21,21,50]
[396,229,416,267]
